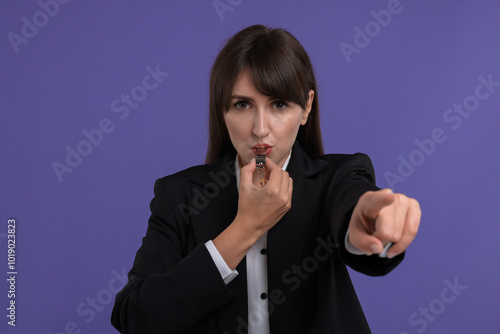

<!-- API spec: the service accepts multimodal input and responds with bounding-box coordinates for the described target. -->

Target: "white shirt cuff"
[344,227,366,255]
[205,240,239,284]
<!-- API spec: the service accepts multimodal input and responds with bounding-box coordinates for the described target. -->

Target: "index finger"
[261,157,280,179]
[261,157,288,189]
[360,189,396,219]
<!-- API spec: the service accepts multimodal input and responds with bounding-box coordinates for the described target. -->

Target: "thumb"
[349,226,385,255]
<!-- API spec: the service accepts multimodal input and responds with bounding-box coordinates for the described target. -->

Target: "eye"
[273,101,288,110]
[234,101,250,110]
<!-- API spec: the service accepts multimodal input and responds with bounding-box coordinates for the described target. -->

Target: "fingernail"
[387,252,396,259]
[370,244,383,254]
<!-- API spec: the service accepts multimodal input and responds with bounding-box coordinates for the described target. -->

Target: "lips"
[252,144,272,156]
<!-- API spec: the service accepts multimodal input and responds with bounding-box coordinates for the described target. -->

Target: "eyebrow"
[231,95,255,101]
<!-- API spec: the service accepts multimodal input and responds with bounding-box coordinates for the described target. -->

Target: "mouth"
[252,144,272,156]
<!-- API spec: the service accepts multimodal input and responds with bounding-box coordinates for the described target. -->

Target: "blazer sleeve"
[326,153,405,276]
[111,178,234,334]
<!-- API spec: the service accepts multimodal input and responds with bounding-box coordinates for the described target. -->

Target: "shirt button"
[260,293,268,300]
[260,248,267,255]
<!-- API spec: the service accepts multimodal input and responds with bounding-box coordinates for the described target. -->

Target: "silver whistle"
[256,154,267,187]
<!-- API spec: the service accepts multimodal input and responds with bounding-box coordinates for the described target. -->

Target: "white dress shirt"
[204,148,365,333]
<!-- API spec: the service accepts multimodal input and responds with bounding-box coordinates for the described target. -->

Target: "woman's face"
[224,69,314,168]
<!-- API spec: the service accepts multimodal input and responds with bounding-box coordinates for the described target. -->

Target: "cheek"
[273,114,303,138]
[224,114,247,141]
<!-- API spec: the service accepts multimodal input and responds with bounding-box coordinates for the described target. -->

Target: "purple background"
[1,0,499,333]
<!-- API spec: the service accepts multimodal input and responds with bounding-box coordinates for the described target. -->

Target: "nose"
[252,108,270,138]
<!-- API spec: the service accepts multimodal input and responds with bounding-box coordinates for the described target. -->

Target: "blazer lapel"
[188,148,248,334]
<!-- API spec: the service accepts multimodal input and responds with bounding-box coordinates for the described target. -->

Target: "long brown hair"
[205,24,323,163]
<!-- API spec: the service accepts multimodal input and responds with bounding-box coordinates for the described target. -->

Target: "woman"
[111,24,421,334]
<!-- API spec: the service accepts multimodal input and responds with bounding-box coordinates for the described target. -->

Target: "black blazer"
[111,141,404,334]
